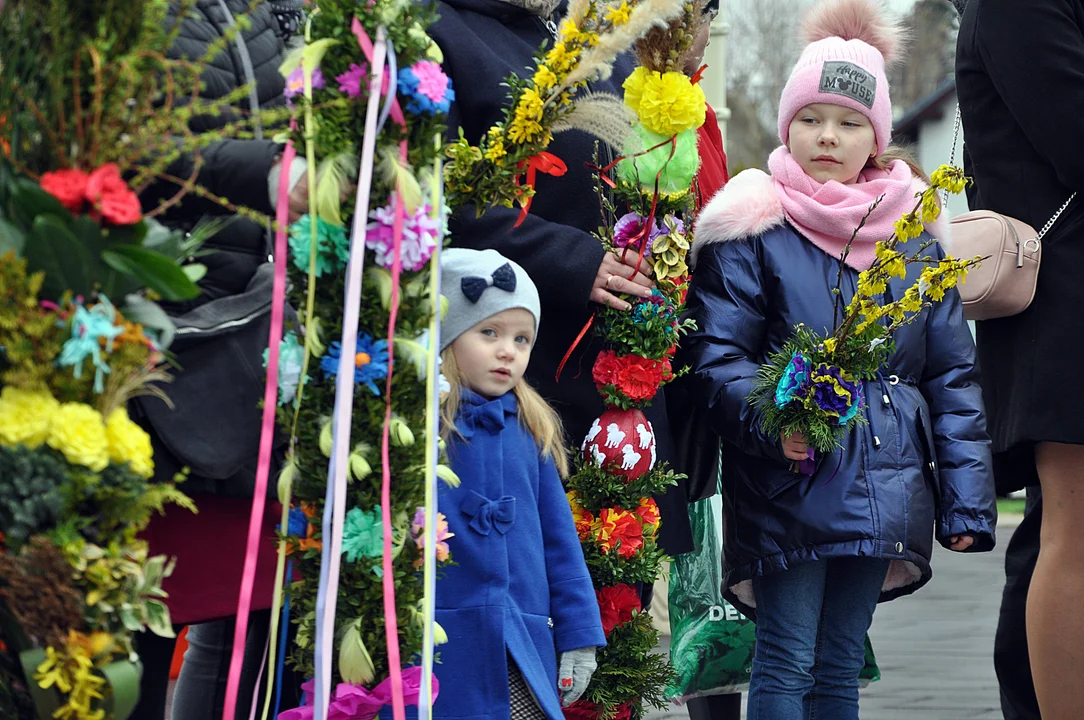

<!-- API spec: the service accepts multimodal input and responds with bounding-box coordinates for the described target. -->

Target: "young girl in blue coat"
[683,1,997,718]
[434,248,606,720]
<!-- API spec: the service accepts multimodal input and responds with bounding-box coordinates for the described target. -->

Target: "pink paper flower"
[366,196,441,272]
[411,507,454,565]
[284,66,326,104]
[336,63,366,98]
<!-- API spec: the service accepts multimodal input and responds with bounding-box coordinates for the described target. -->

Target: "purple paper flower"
[809,363,862,424]
[336,63,366,98]
[613,212,668,257]
[366,196,441,272]
[775,351,810,408]
[398,61,455,115]
[284,66,326,105]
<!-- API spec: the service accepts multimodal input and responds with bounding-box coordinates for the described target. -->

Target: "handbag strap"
[950,104,1076,241]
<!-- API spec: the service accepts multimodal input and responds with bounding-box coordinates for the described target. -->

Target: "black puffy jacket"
[141,0,290,308]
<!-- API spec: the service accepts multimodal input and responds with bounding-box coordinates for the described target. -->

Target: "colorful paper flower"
[563,700,633,720]
[622,67,706,136]
[105,407,154,478]
[57,299,125,394]
[634,497,660,536]
[411,507,454,568]
[595,507,644,558]
[86,163,142,225]
[808,364,863,425]
[0,387,58,449]
[613,212,663,257]
[286,506,309,537]
[320,333,389,396]
[366,197,440,272]
[630,289,677,327]
[649,216,691,282]
[47,402,109,472]
[567,491,595,541]
[263,331,309,406]
[39,168,90,213]
[288,214,350,278]
[336,63,366,98]
[284,66,326,104]
[592,351,671,403]
[596,584,641,635]
[343,505,383,566]
[775,351,810,408]
[397,60,454,115]
[286,502,322,556]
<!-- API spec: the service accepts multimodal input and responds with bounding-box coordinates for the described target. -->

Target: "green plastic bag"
[666,488,881,702]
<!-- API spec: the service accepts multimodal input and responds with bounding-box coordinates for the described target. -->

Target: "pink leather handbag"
[947,107,1075,321]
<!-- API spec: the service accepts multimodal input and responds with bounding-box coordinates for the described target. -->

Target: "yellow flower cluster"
[507,87,546,144]
[930,164,969,195]
[0,387,154,477]
[35,631,113,720]
[605,0,632,25]
[623,68,706,137]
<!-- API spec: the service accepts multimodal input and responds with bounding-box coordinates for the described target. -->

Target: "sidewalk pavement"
[645,514,1021,720]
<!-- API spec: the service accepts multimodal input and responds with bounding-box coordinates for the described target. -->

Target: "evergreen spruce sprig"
[578,612,675,717]
[581,537,669,587]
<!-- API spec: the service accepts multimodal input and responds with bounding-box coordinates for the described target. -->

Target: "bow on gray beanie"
[439,249,541,351]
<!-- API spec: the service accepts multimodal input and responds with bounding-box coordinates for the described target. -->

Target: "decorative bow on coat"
[461,491,516,536]
[461,263,516,303]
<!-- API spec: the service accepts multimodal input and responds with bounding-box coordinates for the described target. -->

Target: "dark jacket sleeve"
[919,283,997,552]
[139,138,282,221]
[974,0,1084,190]
[538,455,606,653]
[684,240,784,461]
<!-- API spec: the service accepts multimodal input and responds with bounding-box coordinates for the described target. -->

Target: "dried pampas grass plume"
[801,0,908,66]
[552,92,637,150]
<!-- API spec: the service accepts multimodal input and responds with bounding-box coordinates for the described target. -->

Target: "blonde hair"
[867,144,931,183]
[440,348,570,478]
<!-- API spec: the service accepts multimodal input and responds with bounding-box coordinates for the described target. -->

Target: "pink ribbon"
[278,668,439,720]
[221,137,295,720]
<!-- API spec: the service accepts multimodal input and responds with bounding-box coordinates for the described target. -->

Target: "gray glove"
[557,646,598,707]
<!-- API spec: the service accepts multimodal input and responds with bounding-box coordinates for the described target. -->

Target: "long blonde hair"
[440,348,570,478]
[868,144,931,183]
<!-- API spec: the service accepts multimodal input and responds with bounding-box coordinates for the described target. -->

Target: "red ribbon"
[690,64,708,85]
[513,151,567,228]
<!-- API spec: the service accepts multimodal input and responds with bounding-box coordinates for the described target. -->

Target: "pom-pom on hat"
[439,248,541,351]
[777,0,905,155]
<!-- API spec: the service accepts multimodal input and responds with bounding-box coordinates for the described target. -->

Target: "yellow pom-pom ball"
[105,407,155,478]
[48,403,109,472]
[0,387,59,449]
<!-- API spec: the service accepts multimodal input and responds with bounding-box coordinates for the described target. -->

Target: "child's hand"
[948,535,975,551]
[781,432,810,461]
[558,647,598,707]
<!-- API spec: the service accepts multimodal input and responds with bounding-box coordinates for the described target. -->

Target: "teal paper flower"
[288,214,350,278]
[262,331,309,406]
[343,505,384,574]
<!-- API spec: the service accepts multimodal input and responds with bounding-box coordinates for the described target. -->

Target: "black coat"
[430,0,694,555]
[956,0,1084,471]
[142,0,290,308]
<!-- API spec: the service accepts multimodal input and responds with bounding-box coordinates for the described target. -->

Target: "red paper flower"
[86,163,142,225]
[596,583,641,635]
[40,168,90,213]
[592,350,621,390]
[634,497,661,536]
[596,507,644,558]
[563,700,632,720]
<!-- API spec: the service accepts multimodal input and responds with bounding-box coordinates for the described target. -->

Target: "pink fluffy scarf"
[767,146,939,271]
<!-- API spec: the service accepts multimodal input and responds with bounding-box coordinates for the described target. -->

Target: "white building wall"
[912,94,971,219]
[701,0,731,145]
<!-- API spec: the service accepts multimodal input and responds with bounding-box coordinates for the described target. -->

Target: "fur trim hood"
[690,168,950,268]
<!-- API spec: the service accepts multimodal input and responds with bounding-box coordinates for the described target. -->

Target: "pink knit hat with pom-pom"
[778,0,905,154]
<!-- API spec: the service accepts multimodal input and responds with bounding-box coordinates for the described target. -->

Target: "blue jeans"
[747,557,890,720]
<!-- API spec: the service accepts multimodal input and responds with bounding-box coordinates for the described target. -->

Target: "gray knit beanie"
[439,249,541,351]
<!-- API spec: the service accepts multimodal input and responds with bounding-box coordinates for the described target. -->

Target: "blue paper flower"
[288,214,350,278]
[57,297,125,394]
[320,333,389,396]
[774,351,810,408]
[285,505,309,536]
[262,331,309,406]
[397,60,455,116]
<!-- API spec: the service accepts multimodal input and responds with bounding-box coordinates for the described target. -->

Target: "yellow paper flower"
[105,407,155,478]
[0,386,59,448]
[624,69,706,136]
[48,403,109,472]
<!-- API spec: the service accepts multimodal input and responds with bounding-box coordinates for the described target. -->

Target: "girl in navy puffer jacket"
[683,1,996,718]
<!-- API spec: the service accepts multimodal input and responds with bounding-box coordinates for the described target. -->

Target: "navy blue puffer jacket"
[683,169,997,609]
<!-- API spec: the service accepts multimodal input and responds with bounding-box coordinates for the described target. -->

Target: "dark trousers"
[994,488,1042,720]
[687,693,742,720]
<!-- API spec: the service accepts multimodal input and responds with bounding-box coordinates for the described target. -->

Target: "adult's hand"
[590,252,654,311]
[781,431,810,462]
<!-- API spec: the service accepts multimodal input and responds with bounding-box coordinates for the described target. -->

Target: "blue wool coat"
[683,169,998,609]
[434,390,605,720]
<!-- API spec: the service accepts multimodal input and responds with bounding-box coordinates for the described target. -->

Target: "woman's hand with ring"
[590,252,654,311]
